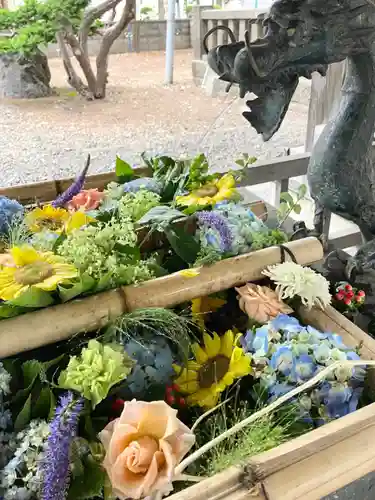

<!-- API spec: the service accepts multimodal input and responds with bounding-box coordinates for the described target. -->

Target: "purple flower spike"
[52,155,91,208]
[197,211,233,252]
[41,392,84,500]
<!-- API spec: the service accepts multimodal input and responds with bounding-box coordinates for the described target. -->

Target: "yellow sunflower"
[0,245,78,301]
[175,173,237,208]
[191,295,226,331]
[173,330,252,409]
[25,205,94,234]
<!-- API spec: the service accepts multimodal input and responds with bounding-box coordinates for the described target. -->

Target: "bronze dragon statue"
[204,0,375,288]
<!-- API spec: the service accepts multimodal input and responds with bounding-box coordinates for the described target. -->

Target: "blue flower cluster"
[122,177,162,195]
[0,196,24,235]
[242,314,365,426]
[123,334,175,399]
[197,201,269,255]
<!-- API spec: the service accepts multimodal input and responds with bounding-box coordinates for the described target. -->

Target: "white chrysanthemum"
[262,262,331,310]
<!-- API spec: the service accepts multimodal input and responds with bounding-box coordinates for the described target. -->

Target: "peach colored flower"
[99,400,195,500]
[236,283,293,323]
[0,253,15,268]
[67,189,104,212]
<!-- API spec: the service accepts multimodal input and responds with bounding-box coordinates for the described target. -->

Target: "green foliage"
[234,153,257,169]
[115,156,135,184]
[105,307,196,358]
[195,404,291,477]
[68,438,107,499]
[193,246,223,267]
[141,152,216,203]
[118,190,161,222]
[4,355,63,430]
[165,224,200,265]
[0,0,90,55]
[251,228,288,251]
[140,6,154,19]
[277,184,307,227]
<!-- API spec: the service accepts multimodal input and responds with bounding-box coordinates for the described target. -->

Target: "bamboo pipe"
[0,237,323,359]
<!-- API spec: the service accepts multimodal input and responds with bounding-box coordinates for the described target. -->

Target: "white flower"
[262,262,331,310]
[0,362,11,394]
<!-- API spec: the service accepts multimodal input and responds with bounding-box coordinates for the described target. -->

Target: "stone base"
[0,51,52,99]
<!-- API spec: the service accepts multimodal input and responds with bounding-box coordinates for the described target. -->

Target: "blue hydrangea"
[124,335,175,399]
[243,314,365,426]
[198,201,269,255]
[122,178,162,195]
[0,197,24,235]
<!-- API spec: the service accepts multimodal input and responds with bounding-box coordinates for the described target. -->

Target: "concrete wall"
[45,20,191,59]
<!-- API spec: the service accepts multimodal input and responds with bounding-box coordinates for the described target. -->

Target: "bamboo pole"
[0,237,323,359]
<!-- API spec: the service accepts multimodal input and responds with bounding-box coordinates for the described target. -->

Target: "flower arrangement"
[0,153,297,320]
[332,281,366,313]
[1,264,372,500]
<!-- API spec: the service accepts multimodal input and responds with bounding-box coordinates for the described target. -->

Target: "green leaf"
[53,232,67,252]
[58,274,96,302]
[9,288,55,308]
[32,386,53,420]
[0,303,24,318]
[68,454,106,499]
[14,393,32,431]
[235,159,245,167]
[183,204,203,216]
[42,354,65,372]
[137,205,186,226]
[277,202,289,218]
[49,391,56,419]
[113,244,140,264]
[115,156,134,184]
[23,360,43,388]
[165,225,200,264]
[293,204,302,215]
[298,183,308,198]
[279,192,294,205]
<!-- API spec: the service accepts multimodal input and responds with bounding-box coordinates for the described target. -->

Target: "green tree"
[0,0,136,99]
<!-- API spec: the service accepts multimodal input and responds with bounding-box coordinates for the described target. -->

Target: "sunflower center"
[39,217,63,232]
[199,355,230,389]
[14,261,54,285]
[194,185,218,198]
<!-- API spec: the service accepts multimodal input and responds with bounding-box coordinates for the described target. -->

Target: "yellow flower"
[179,268,200,278]
[26,205,94,234]
[0,245,78,301]
[175,174,237,208]
[173,330,252,409]
[191,295,226,330]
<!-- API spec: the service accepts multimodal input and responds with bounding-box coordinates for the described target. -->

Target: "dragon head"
[205,0,375,140]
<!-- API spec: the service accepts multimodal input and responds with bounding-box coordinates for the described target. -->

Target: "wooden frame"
[0,237,323,358]
[169,304,375,500]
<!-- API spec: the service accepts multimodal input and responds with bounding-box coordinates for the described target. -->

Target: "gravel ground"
[0,49,309,186]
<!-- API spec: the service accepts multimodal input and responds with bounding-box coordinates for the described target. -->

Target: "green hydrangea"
[57,218,154,286]
[58,340,134,408]
[118,189,161,222]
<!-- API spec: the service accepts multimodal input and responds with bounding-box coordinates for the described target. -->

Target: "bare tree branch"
[60,17,97,95]
[79,0,123,57]
[56,31,94,100]
[106,7,117,27]
[95,0,136,98]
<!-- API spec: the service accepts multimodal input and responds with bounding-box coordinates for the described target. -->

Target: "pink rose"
[67,189,104,212]
[99,400,195,499]
[236,283,293,323]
